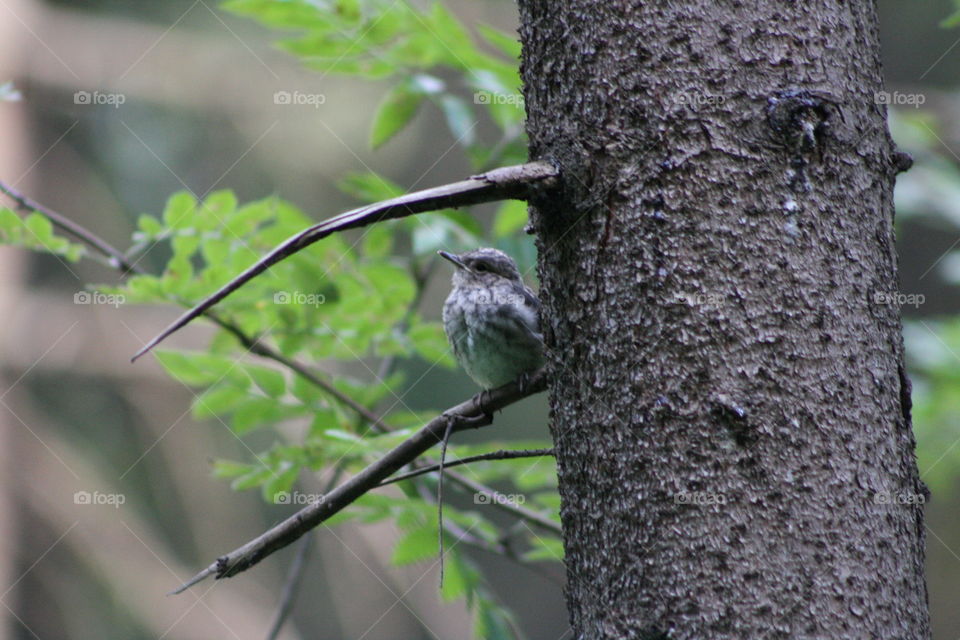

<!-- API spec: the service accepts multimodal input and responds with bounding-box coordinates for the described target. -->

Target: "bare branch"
[263,466,343,640]
[264,533,312,640]
[0,180,399,434]
[0,178,562,593]
[443,470,561,535]
[0,181,145,275]
[170,369,548,594]
[132,161,558,361]
[378,448,554,486]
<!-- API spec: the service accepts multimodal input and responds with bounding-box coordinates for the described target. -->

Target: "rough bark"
[518,1,929,638]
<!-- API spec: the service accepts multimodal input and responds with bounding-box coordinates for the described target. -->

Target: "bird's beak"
[438,250,468,271]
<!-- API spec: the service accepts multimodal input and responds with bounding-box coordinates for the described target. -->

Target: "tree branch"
[443,470,561,535]
[263,532,312,640]
[170,369,548,594]
[378,448,554,486]
[132,161,558,361]
[0,181,144,275]
[0,180,398,435]
[0,178,561,592]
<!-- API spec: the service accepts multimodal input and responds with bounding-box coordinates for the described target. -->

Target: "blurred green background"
[0,0,956,638]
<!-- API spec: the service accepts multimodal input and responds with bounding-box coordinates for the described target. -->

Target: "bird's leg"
[477,388,493,419]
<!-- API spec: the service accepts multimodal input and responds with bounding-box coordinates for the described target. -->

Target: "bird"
[438,248,545,390]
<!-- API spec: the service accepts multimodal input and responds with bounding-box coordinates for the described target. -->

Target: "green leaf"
[524,536,565,562]
[231,396,280,434]
[439,209,484,238]
[154,351,246,387]
[245,364,286,398]
[424,3,477,69]
[0,208,22,243]
[162,192,197,230]
[154,351,216,387]
[477,24,521,60]
[338,171,405,202]
[192,384,248,419]
[440,549,469,602]
[137,214,164,237]
[123,274,166,303]
[392,525,438,566]
[262,461,299,503]
[370,85,425,149]
[408,318,455,367]
[359,262,415,312]
[24,213,54,245]
[492,200,529,238]
[199,190,238,229]
[438,94,476,146]
[308,407,341,436]
[212,459,252,479]
[474,595,520,640]
[361,223,394,258]
[231,464,276,491]
[411,214,481,256]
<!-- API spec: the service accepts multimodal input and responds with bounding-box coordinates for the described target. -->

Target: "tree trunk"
[518,1,929,638]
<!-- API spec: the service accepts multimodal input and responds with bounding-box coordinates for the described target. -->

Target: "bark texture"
[518,1,929,638]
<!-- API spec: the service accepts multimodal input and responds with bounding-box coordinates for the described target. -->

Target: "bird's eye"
[474,262,489,272]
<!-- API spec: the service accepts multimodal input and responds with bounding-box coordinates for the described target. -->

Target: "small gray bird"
[438,248,544,390]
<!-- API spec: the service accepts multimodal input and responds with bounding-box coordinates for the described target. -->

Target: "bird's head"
[438,248,523,288]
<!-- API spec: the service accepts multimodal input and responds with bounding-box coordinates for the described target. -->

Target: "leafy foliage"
[0,2,557,636]
[223,0,528,168]
[94,185,555,635]
[0,208,85,261]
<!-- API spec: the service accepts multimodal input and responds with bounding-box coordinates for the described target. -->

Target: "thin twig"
[264,468,343,640]
[412,482,508,555]
[437,416,456,587]
[170,369,548,594]
[0,180,395,436]
[132,161,558,361]
[264,533,312,640]
[0,181,144,274]
[0,179,561,592]
[443,470,560,535]
[378,448,554,486]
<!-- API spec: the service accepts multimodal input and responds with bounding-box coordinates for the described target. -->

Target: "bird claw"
[440,408,489,430]
[476,389,496,422]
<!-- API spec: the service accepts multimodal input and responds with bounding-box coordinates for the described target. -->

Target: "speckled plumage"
[439,248,544,389]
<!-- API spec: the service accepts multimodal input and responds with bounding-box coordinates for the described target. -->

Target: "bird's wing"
[506,283,543,343]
